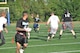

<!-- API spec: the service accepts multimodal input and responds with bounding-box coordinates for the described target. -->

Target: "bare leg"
[52,29,58,38]
[28,32,30,39]
[59,30,63,39]
[19,43,28,53]
[23,43,28,49]
[16,42,21,53]
[60,30,63,35]
[47,33,52,41]
[71,30,75,35]
[71,30,76,38]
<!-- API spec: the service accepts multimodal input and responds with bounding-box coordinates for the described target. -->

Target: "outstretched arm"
[16,27,26,31]
[46,18,50,26]
[4,28,8,33]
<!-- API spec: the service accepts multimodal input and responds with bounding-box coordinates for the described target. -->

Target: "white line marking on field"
[5,31,48,34]
[5,33,80,40]
[28,42,80,47]
[5,37,80,44]
[50,50,80,53]
[0,42,80,50]
[5,36,80,44]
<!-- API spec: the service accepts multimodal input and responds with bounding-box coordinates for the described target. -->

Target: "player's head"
[64,9,70,14]
[36,14,39,17]
[22,11,28,19]
[0,11,6,17]
[50,12,54,16]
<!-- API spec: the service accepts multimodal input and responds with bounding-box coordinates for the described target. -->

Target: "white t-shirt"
[48,15,59,28]
[0,17,7,31]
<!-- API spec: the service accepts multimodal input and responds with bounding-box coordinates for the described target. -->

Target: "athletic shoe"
[59,35,61,39]
[47,36,50,42]
[0,42,5,46]
[28,35,30,39]
[74,35,77,39]
[20,49,24,53]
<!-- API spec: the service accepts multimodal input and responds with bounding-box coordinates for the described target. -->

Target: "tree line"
[0,0,80,22]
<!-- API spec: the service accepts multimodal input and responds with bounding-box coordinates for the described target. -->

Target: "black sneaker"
[74,35,77,39]
[59,35,62,39]
[0,42,5,46]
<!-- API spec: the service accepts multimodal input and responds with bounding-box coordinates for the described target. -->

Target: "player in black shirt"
[59,10,76,39]
[15,11,31,53]
[33,14,40,32]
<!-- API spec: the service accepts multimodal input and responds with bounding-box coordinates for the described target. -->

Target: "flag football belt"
[17,32,26,38]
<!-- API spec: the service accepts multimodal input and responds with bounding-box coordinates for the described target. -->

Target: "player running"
[59,10,76,39]
[46,12,60,41]
[15,11,31,53]
[33,14,40,32]
[0,11,8,46]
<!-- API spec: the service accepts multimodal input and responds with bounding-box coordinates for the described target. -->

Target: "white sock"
[28,32,30,39]
[52,34,55,38]
[20,49,24,53]
[47,36,50,40]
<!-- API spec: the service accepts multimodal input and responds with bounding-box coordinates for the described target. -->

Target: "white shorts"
[50,26,58,34]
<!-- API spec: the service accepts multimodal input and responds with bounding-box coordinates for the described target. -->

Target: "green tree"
[1,0,80,22]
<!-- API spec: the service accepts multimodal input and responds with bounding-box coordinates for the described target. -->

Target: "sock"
[28,32,30,39]
[20,49,24,53]
[52,34,55,38]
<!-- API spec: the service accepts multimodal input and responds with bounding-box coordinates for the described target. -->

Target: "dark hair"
[64,9,70,14]
[22,11,28,16]
[23,11,28,13]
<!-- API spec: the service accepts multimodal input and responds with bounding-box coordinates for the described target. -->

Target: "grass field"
[0,22,80,53]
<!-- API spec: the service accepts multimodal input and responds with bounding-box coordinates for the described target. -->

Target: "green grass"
[0,22,80,53]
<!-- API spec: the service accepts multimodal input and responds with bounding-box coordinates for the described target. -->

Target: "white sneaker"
[28,35,30,39]
[20,49,24,53]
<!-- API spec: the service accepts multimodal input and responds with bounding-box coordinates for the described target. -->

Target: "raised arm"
[46,18,50,26]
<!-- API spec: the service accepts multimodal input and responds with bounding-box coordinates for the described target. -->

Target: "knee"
[16,42,21,50]
[23,44,28,48]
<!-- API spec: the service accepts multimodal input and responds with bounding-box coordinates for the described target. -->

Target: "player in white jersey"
[46,12,60,41]
[0,11,8,46]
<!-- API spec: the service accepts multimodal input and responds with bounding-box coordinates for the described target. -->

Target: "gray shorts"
[0,31,5,43]
[62,22,73,30]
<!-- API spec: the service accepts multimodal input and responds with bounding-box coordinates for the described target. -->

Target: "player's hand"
[24,28,32,32]
[45,24,48,27]
[0,30,1,32]
[61,22,64,24]
[5,30,8,33]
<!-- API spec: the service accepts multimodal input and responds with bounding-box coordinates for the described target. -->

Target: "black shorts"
[15,33,28,46]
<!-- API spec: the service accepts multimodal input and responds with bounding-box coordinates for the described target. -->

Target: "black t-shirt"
[62,13,72,22]
[16,18,29,35]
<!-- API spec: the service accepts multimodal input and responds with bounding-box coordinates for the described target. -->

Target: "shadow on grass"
[30,36,47,41]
